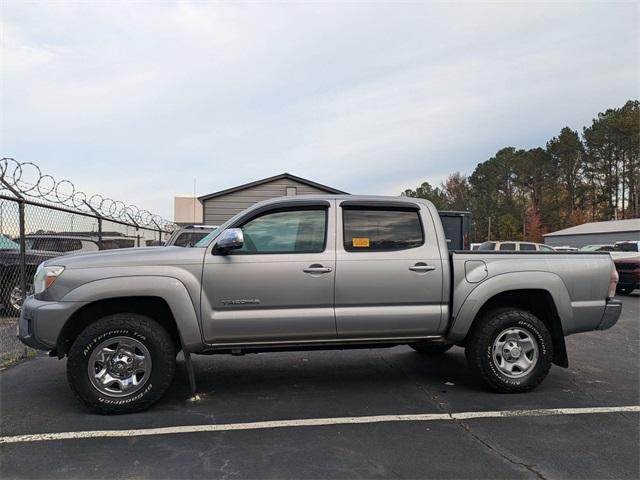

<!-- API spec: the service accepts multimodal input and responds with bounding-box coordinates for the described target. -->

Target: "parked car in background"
[477,241,556,251]
[24,234,138,253]
[100,235,138,249]
[610,241,640,260]
[4,233,141,314]
[165,225,218,247]
[613,241,639,252]
[0,235,59,314]
[25,235,100,253]
[553,245,579,252]
[579,244,614,252]
[613,257,639,295]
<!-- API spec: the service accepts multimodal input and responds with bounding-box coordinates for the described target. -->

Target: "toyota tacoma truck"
[18,195,622,414]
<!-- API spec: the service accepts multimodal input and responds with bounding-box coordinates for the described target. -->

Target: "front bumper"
[597,299,623,331]
[18,295,85,351]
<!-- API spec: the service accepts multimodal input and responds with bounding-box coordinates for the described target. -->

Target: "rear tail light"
[608,267,619,299]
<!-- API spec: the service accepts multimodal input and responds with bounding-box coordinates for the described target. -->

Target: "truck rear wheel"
[67,313,176,414]
[465,308,553,393]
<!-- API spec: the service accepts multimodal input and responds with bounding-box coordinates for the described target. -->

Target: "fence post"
[151,219,163,246]
[98,217,103,249]
[18,199,26,305]
[83,200,103,249]
[127,214,141,247]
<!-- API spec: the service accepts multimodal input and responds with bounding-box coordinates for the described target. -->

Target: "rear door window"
[342,208,423,252]
[499,243,516,251]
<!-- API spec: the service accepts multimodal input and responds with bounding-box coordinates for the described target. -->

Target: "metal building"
[198,173,347,225]
[543,218,640,248]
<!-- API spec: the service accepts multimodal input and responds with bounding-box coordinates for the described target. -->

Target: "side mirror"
[213,228,244,254]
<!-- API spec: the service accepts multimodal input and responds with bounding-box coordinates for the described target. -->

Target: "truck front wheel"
[67,313,176,414]
[465,308,553,393]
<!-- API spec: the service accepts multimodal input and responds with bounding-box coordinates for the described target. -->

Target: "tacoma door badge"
[221,298,261,306]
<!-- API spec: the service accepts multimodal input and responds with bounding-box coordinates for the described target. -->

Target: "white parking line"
[1,405,638,445]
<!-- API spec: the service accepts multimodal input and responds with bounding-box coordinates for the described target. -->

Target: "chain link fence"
[0,159,174,366]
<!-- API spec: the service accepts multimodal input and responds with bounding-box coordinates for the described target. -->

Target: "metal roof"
[198,173,348,201]
[544,218,640,237]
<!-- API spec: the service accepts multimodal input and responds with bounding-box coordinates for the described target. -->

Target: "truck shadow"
[163,347,481,405]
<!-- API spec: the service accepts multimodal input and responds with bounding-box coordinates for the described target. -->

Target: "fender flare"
[61,275,202,351]
[447,271,573,342]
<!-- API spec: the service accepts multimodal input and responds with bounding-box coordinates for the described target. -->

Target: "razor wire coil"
[0,158,175,231]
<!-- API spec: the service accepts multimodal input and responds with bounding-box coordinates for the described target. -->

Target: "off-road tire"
[411,343,453,355]
[67,313,176,414]
[465,308,553,393]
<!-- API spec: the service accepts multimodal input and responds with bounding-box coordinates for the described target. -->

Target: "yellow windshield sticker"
[352,237,370,248]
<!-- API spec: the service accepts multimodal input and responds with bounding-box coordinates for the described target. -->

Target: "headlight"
[34,265,65,294]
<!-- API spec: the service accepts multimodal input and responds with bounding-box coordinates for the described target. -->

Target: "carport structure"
[544,218,640,248]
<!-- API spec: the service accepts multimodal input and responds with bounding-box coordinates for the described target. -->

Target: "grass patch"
[0,348,37,370]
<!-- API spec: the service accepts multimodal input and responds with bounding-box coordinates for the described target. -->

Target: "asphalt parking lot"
[1,294,638,479]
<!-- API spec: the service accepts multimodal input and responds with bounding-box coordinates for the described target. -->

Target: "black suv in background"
[1,233,139,315]
[25,235,100,253]
[25,233,138,253]
[0,235,59,315]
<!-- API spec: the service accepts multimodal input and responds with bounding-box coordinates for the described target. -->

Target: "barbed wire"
[0,158,175,231]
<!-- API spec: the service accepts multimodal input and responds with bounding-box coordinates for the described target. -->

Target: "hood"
[45,246,206,269]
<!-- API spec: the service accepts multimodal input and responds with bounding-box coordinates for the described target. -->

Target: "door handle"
[409,263,436,272]
[303,264,333,274]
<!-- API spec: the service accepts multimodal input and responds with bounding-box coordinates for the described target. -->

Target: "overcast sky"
[2,1,638,221]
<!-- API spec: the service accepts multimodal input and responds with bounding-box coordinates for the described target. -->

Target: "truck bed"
[447,250,614,339]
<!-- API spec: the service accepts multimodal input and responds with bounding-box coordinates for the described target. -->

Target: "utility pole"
[487,216,492,241]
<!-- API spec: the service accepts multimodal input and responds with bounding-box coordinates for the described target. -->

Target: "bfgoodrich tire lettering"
[465,308,553,393]
[67,313,176,414]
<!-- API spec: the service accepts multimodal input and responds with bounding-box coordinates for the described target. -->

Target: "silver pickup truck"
[19,195,622,414]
